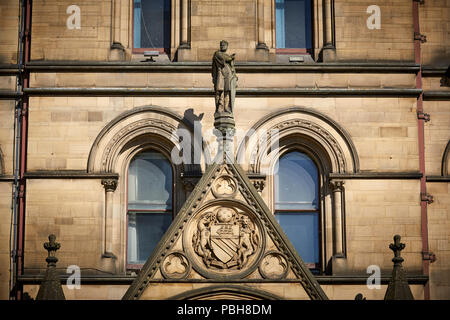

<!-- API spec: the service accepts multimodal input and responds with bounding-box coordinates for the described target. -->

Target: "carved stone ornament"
[184,202,265,279]
[259,251,289,280]
[160,252,191,279]
[101,178,118,192]
[211,175,238,198]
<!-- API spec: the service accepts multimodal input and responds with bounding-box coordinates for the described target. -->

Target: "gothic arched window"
[274,151,320,270]
[127,150,173,267]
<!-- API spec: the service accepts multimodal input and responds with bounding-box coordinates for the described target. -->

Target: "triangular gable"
[123,155,328,300]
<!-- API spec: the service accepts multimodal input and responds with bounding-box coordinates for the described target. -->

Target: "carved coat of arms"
[193,208,259,270]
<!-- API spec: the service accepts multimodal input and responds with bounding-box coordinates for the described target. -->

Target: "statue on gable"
[212,40,238,115]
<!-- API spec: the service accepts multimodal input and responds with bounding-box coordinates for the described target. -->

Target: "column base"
[109,42,126,61]
[177,46,195,61]
[330,255,348,275]
[254,44,270,62]
[322,45,337,62]
[101,252,118,273]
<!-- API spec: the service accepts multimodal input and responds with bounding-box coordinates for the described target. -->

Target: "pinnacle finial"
[43,234,61,266]
[389,234,405,265]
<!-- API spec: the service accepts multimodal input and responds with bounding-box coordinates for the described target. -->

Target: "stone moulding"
[87,105,211,173]
[236,106,359,174]
[167,284,282,300]
[24,62,421,73]
[23,87,422,97]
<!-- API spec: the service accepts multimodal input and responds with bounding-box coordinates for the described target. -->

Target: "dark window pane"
[275,212,319,264]
[128,151,172,210]
[134,0,171,49]
[276,0,312,48]
[127,212,172,265]
[274,151,318,210]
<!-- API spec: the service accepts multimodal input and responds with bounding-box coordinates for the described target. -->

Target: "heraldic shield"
[192,206,260,271]
[210,221,239,265]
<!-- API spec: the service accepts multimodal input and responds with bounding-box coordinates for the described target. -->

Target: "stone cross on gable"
[389,234,405,265]
[44,234,61,266]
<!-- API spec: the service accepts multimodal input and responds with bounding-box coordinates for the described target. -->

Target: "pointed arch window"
[127,150,173,267]
[274,151,320,269]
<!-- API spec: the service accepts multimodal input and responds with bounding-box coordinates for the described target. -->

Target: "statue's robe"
[212,50,235,91]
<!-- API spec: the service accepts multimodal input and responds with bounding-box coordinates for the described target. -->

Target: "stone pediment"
[123,155,328,300]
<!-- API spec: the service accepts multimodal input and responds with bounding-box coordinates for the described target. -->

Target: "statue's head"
[220,40,228,52]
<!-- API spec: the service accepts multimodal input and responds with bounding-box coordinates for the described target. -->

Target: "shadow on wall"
[179,108,204,174]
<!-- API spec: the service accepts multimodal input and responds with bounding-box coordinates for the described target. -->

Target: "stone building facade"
[0,0,449,300]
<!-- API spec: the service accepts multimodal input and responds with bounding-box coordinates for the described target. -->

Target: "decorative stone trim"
[236,106,359,175]
[160,251,191,279]
[101,179,118,192]
[259,251,289,280]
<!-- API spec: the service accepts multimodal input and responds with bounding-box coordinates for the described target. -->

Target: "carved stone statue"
[212,40,238,115]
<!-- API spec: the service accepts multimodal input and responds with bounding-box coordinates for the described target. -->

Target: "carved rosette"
[160,252,191,279]
[183,201,265,279]
[259,251,289,280]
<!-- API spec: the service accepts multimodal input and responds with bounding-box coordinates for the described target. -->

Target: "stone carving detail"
[160,252,191,279]
[101,178,118,192]
[249,119,346,173]
[251,179,265,193]
[101,119,178,171]
[192,207,259,270]
[259,251,289,280]
[212,40,238,115]
[211,175,238,198]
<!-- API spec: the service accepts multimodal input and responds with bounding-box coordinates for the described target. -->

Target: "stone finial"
[389,234,405,265]
[44,234,61,266]
[384,235,414,300]
[36,234,65,300]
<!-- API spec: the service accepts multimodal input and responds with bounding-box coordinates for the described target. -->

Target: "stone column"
[256,0,267,49]
[255,0,269,61]
[109,0,125,60]
[330,180,345,257]
[180,0,190,48]
[322,0,336,61]
[101,178,118,258]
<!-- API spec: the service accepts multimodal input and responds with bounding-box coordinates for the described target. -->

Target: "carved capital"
[329,180,344,192]
[101,178,118,192]
[252,179,265,193]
